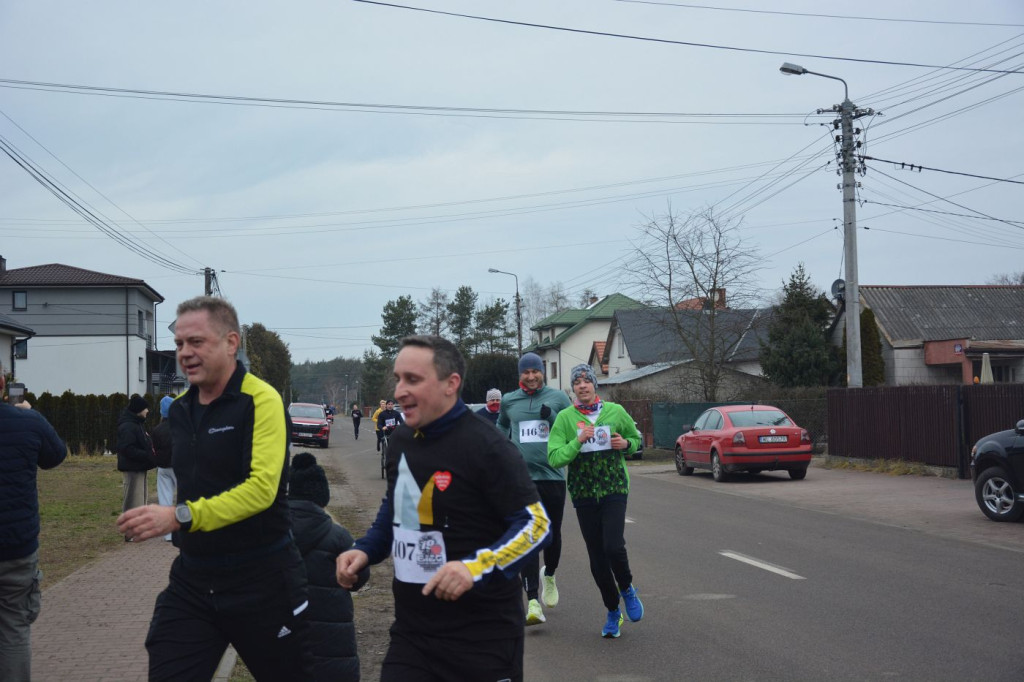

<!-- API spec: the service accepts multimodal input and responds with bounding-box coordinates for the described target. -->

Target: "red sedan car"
[674,404,812,482]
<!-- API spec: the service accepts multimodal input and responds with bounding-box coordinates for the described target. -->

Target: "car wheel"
[788,466,808,480]
[674,445,694,476]
[976,467,1024,522]
[711,452,729,482]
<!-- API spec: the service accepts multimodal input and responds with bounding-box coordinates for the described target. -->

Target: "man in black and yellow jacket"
[117,296,312,681]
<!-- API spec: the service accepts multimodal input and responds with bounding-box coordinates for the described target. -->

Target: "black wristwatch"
[174,503,192,532]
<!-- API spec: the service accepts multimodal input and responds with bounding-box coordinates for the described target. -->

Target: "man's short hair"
[176,296,241,337]
[399,335,466,383]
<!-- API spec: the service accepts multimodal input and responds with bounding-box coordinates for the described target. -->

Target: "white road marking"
[719,550,806,580]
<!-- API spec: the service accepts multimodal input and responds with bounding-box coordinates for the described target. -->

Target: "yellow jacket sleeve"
[188,375,287,532]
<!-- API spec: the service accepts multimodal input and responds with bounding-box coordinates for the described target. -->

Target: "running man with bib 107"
[336,335,550,682]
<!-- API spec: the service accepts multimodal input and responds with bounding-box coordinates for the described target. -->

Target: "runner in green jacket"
[548,363,645,639]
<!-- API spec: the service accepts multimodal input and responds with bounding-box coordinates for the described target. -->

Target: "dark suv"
[970,419,1024,521]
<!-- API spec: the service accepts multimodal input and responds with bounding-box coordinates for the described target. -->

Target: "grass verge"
[37,454,137,589]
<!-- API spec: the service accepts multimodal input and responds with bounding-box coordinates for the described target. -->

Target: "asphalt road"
[523,466,1024,682]
[323,426,1024,681]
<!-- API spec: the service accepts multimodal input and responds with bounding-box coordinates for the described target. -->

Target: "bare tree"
[630,205,764,400]
[417,288,450,337]
[520,276,545,332]
[577,288,599,308]
[988,271,1024,285]
[544,282,571,315]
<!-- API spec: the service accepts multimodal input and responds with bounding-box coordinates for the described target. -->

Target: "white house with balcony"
[0,255,177,396]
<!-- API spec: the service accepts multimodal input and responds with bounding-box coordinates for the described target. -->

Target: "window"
[705,411,724,430]
[139,357,145,382]
[13,291,27,310]
[137,310,145,335]
[617,333,624,358]
[13,339,27,359]
[993,365,1016,383]
[550,361,557,379]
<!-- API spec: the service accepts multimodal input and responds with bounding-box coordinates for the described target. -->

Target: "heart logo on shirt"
[434,471,452,491]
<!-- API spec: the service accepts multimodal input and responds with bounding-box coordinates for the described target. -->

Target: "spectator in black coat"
[288,452,369,682]
[116,395,154,522]
[1,361,67,682]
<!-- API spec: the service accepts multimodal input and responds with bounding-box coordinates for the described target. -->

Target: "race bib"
[578,425,613,453]
[392,527,447,583]
[519,419,550,443]
[385,418,397,428]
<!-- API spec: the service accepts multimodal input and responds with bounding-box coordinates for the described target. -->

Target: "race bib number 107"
[392,527,447,584]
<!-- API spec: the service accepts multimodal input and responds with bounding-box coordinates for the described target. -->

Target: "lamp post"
[780,62,872,388]
[488,268,522,357]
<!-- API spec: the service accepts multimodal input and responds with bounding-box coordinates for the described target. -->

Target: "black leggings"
[574,495,633,612]
[522,480,566,600]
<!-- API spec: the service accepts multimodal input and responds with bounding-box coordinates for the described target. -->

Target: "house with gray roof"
[836,285,1024,385]
[525,293,645,392]
[599,306,770,400]
[0,255,180,396]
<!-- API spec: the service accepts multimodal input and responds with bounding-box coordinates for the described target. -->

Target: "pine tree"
[760,264,840,387]
[860,307,886,386]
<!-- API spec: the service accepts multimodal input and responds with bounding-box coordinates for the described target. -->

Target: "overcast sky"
[2,1,1022,363]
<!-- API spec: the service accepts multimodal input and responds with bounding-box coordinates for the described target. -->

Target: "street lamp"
[780,62,870,388]
[488,268,522,357]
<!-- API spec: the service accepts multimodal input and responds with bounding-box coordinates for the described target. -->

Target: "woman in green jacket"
[547,363,645,639]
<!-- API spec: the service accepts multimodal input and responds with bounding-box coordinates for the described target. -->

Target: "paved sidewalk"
[30,538,196,682]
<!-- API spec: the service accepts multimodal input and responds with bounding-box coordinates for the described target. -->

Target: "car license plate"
[759,435,788,443]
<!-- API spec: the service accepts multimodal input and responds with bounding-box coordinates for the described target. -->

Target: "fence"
[827,384,1024,478]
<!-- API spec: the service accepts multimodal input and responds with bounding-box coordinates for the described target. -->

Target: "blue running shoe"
[602,609,624,638]
[620,585,644,622]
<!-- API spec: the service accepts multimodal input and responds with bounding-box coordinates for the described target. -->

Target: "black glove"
[540,404,552,420]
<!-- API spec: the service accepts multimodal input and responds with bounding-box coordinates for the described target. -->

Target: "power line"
[862,200,1024,226]
[613,0,1024,28]
[0,78,819,124]
[0,107,206,269]
[0,134,197,275]
[352,0,1024,74]
[861,155,1024,186]
[0,154,827,228]
[870,166,1023,231]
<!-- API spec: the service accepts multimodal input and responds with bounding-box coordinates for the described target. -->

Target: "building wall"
[607,364,764,402]
[16,334,150,396]
[0,334,12,376]
[0,286,156,339]
[535,320,614,391]
[605,327,634,377]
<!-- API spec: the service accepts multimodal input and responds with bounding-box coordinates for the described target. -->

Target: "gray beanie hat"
[486,388,501,401]
[518,352,544,374]
[569,363,598,388]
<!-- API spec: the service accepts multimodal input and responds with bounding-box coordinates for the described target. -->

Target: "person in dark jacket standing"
[116,296,313,681]
[117,394,154,518]
[150,396,175,541]
[0,360,67,682]
[288,452,369,682]
[350,403,362,440]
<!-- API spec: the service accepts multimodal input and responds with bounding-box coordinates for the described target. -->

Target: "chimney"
[716,288,726,309]
[0,255,6,273]
[589,295,598,305]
